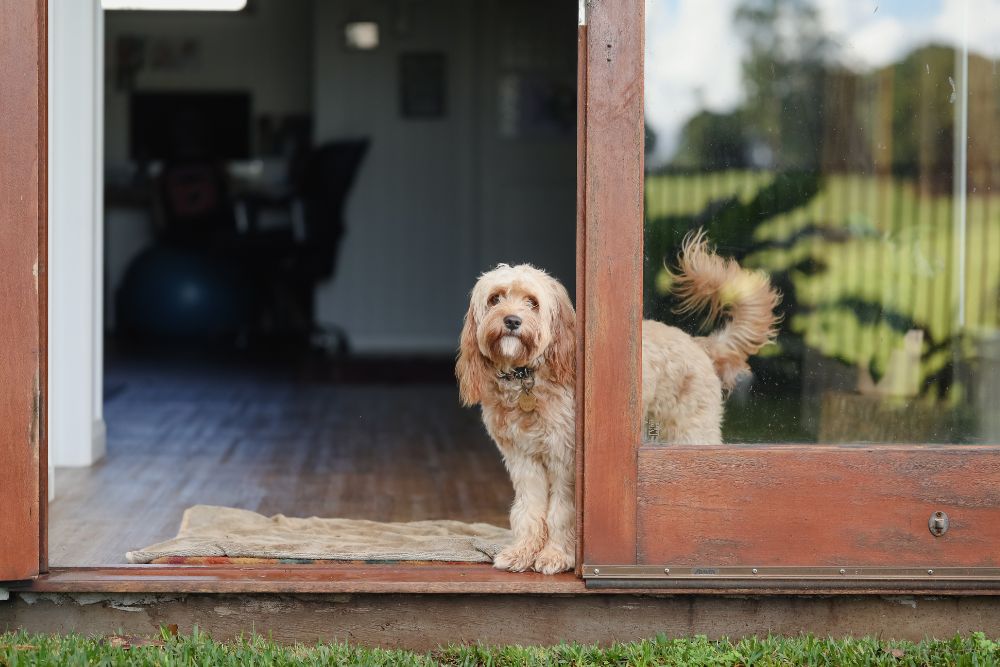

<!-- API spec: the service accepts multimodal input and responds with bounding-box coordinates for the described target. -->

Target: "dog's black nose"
[504,315,522,331]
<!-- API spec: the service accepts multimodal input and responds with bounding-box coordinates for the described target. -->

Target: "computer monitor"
[129,91,251,161]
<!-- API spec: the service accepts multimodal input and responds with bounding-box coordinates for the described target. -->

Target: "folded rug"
[126,505,511,564]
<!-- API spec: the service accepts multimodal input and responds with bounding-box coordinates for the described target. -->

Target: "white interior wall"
[474,0,577,291]
[100,0,576,357]
[49,0,105,469]
[312,0,576,353]
[54,0,575,468]
[49,0,575,470]
[311,0,481,353]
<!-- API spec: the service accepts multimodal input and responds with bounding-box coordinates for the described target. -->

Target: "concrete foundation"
[3,593,1000,649]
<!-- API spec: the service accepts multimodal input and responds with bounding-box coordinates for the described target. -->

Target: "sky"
[644,0,1000,165]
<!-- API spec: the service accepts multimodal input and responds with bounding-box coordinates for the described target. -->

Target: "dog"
[456,231,780,574]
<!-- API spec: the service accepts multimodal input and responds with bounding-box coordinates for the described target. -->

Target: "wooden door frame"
[577,0,644,569]
[8,0,997,595]
[576,0,1000,592]
[0,0,48,583]
[4,0,617,593]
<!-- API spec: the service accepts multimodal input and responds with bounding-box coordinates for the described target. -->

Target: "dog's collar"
[495,365,538,412]
[495,366,534,381]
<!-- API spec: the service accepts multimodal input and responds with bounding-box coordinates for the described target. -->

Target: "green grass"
[3,630,1000,666]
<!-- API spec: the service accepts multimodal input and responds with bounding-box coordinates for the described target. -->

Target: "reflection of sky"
[645,0,1000,165]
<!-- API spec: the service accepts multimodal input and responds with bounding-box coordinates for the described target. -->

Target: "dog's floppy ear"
[544,280,576,385]
[456,300,489,406]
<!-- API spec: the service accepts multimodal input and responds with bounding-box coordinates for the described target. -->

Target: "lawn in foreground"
[2,629,1000,666]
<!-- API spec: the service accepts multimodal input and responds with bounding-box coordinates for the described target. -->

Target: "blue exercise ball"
[117,245,250,339]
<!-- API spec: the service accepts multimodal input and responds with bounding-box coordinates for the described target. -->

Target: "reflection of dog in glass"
[456,231,780,574]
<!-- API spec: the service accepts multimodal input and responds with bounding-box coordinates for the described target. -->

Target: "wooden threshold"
[12,564,586,594]
[13,565,999,596]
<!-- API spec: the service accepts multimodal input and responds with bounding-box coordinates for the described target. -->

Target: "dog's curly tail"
[669,230,781,393]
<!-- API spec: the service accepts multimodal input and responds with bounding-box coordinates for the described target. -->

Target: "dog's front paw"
[493,544,540,572]
[532,545,575,575]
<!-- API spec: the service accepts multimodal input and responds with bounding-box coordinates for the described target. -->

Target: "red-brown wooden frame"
[2,0,613,592]
[577,0,1000,588]
[0,0,47,583]
[578,0,645,568]
[5,0,1000,594]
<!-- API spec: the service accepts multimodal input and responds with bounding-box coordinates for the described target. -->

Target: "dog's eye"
[526,297,538,310]
[488,294,502,306]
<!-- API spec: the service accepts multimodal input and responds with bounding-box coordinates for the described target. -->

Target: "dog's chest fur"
[479,374,574,458]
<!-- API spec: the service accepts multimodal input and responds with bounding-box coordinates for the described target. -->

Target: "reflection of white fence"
[977,333,1000,441]
[645,170,1000,384]
[645,169,1000,443]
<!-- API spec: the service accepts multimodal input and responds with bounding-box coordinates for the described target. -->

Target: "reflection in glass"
[643,0,1000,444]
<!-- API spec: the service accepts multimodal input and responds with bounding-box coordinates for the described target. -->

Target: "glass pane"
[643,0,1000,444]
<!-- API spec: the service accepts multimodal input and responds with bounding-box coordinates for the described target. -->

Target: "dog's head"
[456,263,575,406]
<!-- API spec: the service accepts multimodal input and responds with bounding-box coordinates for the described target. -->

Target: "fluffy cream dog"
[456,232,779,574]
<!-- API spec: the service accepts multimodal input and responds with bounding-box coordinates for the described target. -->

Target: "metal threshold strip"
[583,565,1000,591]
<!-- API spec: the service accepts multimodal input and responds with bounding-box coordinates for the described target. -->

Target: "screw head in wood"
[928,511,949,536]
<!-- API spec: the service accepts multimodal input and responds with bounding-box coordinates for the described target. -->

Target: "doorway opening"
[48,0,577,567]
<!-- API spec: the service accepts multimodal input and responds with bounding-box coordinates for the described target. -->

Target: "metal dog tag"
[517,392,537,412]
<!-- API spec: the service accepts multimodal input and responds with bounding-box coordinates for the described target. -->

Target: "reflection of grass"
[645,170,1000,387]
[723,392,811,443]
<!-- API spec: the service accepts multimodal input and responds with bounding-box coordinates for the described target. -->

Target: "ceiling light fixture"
[101,0,247,10]
[344,21,380,51]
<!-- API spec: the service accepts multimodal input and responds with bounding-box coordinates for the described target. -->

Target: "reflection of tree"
[644,117,658,157]
[652,0,837,392]
[672,1,986,187]
[646,0,1000,439]
[672,110,748,169]
[673,0,831,170]
[733,0,830,169]
[888,45,957,190]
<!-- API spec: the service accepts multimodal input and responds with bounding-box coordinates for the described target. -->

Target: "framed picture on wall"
[399,52,446,119]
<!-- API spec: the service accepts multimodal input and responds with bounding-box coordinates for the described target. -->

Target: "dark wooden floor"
[49,357,512,566]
